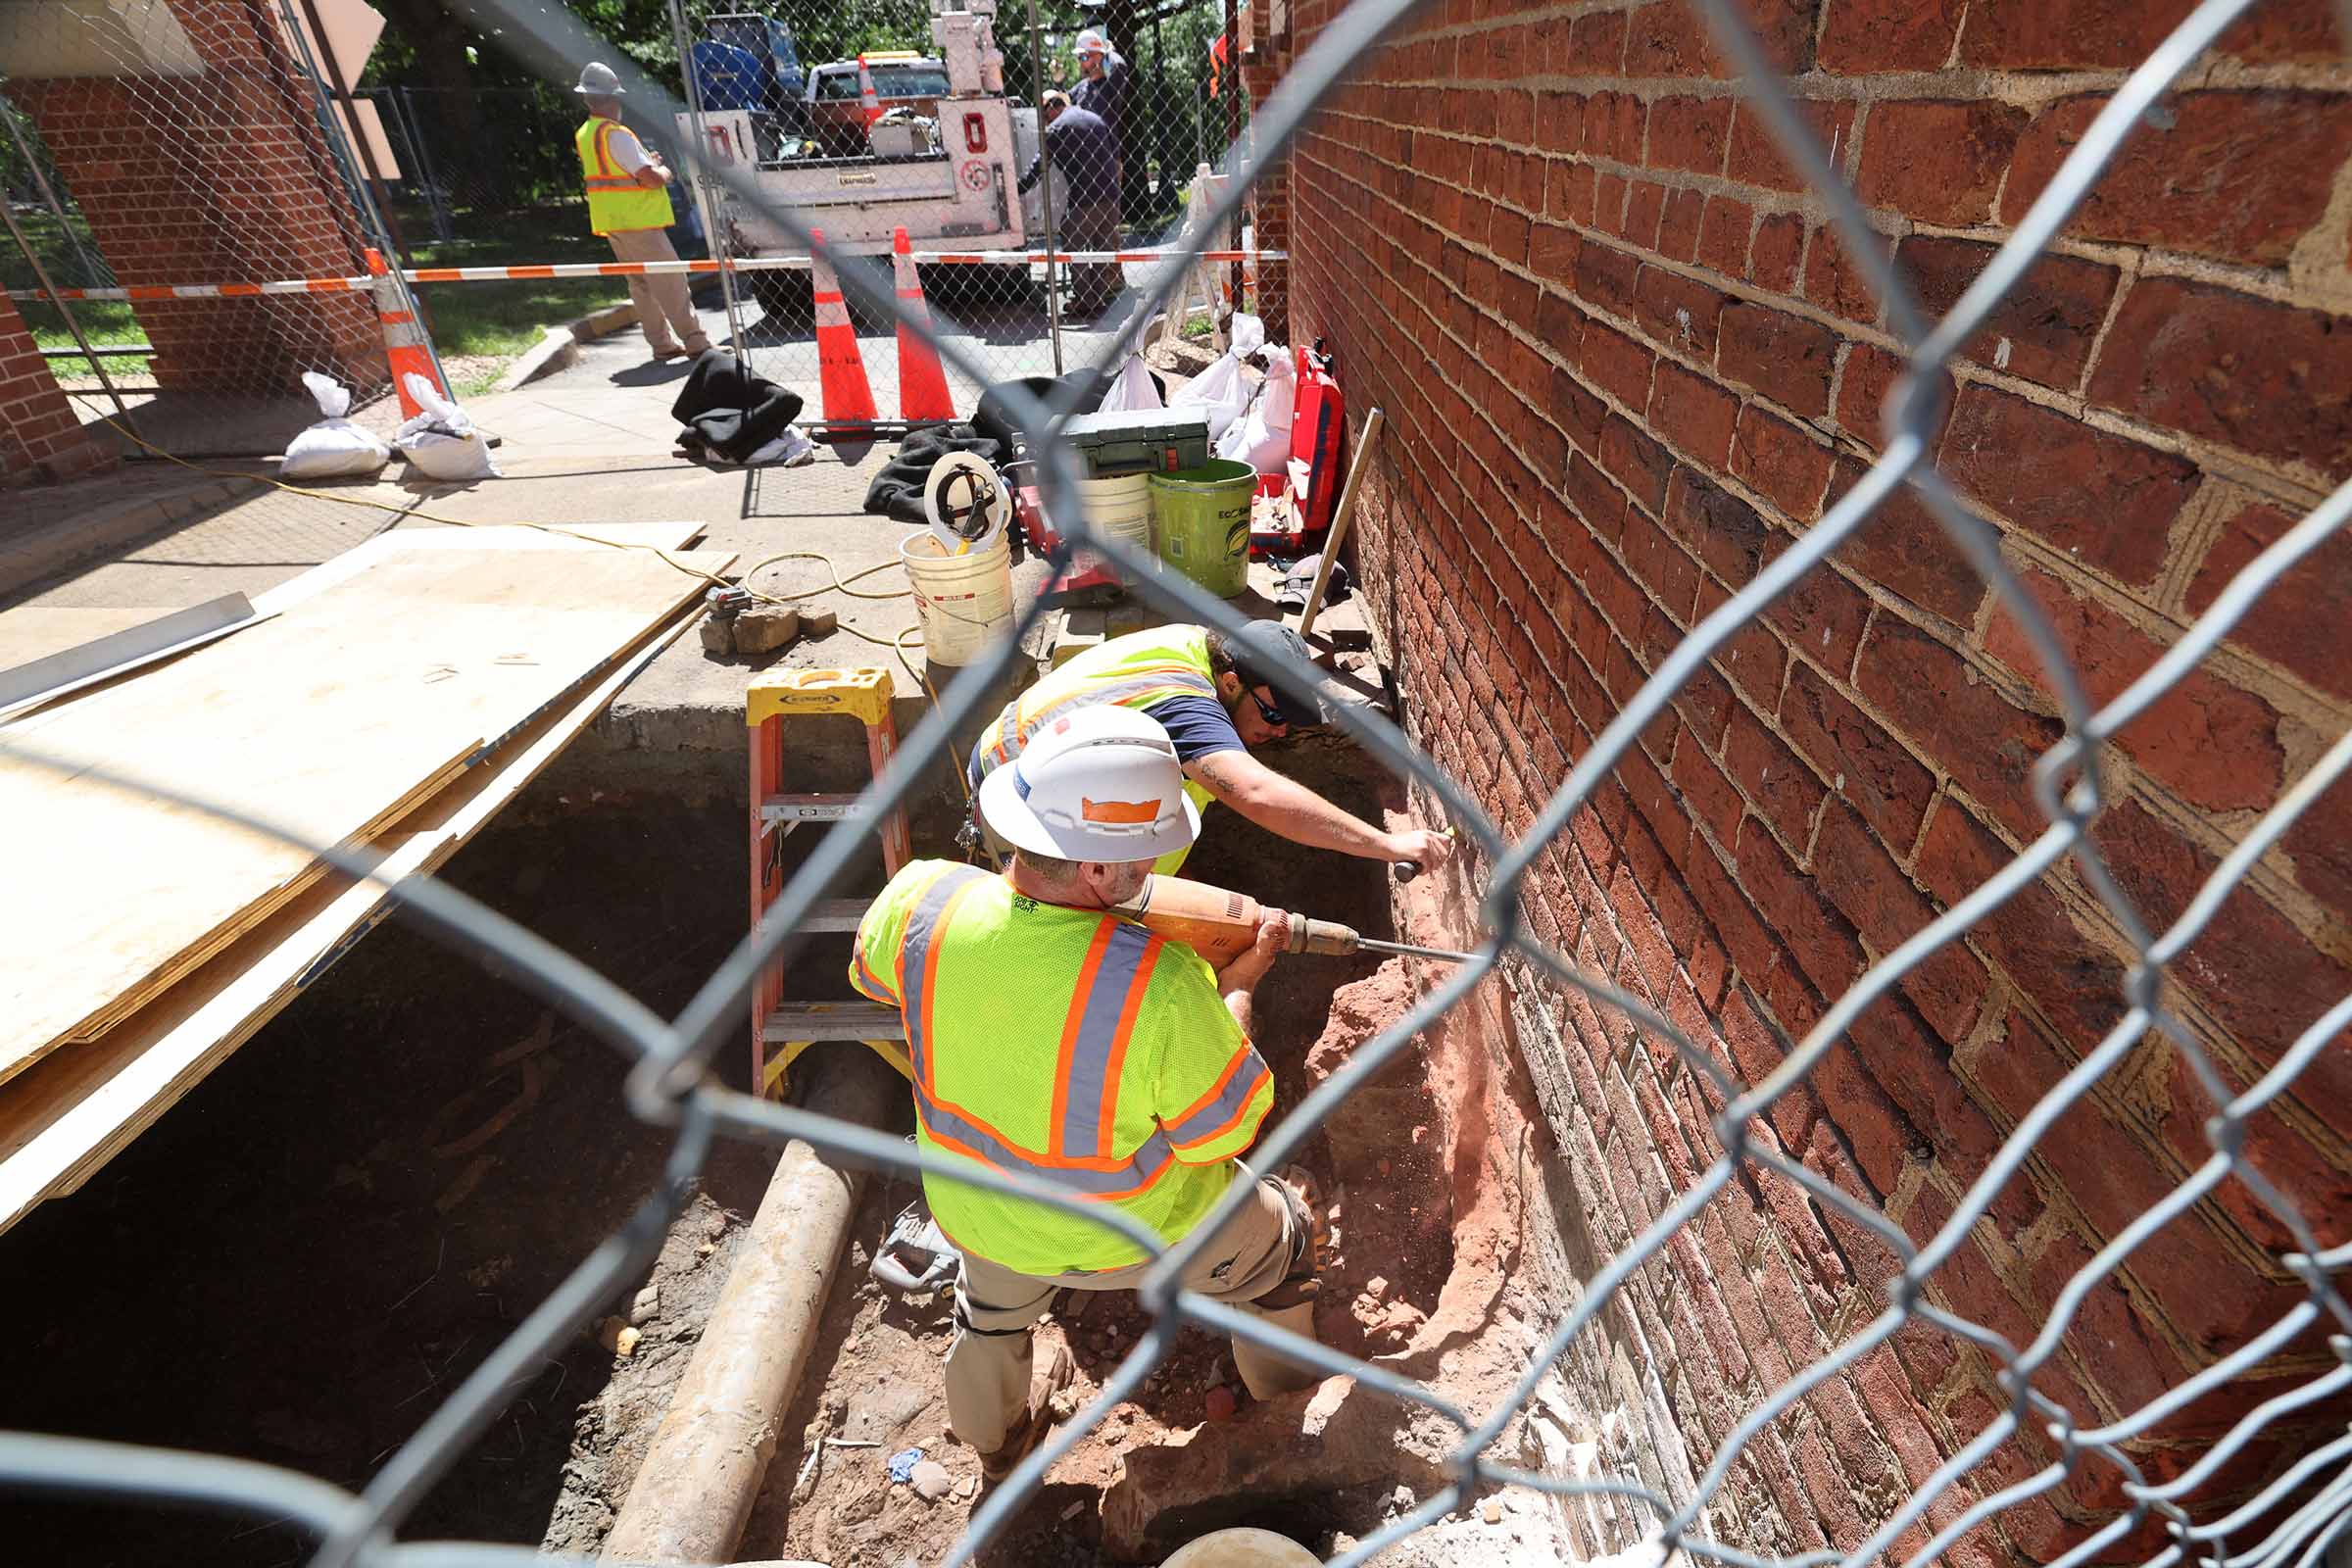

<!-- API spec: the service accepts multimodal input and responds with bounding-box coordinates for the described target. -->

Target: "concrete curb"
[495,301,641,394]
[0,473,267,600]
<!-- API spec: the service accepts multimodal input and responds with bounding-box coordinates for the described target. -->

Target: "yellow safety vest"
[576,117,672,235]
[851,859,1275,1274]
[969,625,1224,873]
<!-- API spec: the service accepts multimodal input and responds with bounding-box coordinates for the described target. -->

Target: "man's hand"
[1384,828,1453,872]
[1216,906,1292,992]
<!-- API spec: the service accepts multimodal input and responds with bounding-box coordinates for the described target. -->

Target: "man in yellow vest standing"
[853,706,1325,1479]
[967,620,1454,876]
[574,62,711,363]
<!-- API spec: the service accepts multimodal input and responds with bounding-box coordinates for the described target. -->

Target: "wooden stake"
[1298,405,1383,641]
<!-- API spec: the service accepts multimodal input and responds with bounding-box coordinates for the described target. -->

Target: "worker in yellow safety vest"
[966,620,1454,876]
[856,705,1325,1479]
[573,61,711,364]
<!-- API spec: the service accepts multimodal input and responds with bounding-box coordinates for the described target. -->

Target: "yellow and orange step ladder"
[747,666,914,1099]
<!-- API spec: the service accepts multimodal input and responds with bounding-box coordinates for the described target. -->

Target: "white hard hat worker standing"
[572,61,711,364]
[851,706,1327,1480]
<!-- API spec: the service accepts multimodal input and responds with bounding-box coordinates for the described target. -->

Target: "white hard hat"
[978,706,1200,862]
[575,61,624,95]
[1074,27,1108,54]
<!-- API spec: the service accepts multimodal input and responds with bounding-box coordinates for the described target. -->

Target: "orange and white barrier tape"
[8,250,1288,302]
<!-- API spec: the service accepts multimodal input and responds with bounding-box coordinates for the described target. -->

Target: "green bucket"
[1149,460,1257,599]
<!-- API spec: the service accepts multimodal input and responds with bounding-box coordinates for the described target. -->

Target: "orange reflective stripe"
[593,119,625,178]
[1168,1038,1257,1131]
[1049,919,1117,1160]
[1095,938,1161,1155]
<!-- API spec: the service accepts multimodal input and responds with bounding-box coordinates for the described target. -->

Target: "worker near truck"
[851,706,1326,1478]
[573,62,712,365]
[1068,27,1131,206]
[1018,91,1125,317]
[967,621,1453,877]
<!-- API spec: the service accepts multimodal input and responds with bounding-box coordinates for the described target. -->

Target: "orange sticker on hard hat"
[1081,796,1160,824]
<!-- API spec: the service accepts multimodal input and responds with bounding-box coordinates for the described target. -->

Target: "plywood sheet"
[0,544,730,1084]
[0,613,696,1236]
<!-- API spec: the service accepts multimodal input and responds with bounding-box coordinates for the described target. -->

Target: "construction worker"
[573,61,711,364]
[1067,26,1131,206]
[966,620,1453,877]
[1018,91,1124,317]
[852,706,1325,1477]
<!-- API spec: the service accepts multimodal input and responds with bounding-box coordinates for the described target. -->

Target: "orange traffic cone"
[809,229,877,426]
[366,247,447,418]
[892,227,954,423]
[857,56,883,130]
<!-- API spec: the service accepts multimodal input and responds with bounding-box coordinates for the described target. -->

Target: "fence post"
[666,0,749,358]
[1026,0,1062,374]
[389,88,456,245]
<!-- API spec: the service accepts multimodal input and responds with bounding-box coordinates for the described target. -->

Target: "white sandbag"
[1215,342,1295,474]
[740,424,815,467]
[394,372,500,482]
[1171,351,1251,443]
[279,371,391,480]
[1098,353,1162,414]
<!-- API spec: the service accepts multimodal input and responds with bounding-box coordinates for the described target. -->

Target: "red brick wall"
[11,0,382,397]
[0,292,113,485]
[1270,0,2352,1558]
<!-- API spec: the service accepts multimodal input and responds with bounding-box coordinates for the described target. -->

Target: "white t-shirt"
[602,122,651,174]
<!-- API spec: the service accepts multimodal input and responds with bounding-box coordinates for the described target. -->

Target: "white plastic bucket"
[1066,470,1152,581]
[900,530,1013,665]
[1159,1528,1319,1568]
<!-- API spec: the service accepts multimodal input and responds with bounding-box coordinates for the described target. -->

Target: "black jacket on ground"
[670,348,805,463]
[862,425,1006,524]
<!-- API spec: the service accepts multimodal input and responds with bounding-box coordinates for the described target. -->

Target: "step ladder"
[747,667,913,1099]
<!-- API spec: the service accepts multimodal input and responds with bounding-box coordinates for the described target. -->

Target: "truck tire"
[747,269,811,328]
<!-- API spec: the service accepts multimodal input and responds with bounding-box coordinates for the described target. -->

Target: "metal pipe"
[599,1046,897,1563]
[1352,936,1480,964]
[0,194,139,438]
[0,94,106,284]
[1027,0,1062,374]
[666,0,750,358]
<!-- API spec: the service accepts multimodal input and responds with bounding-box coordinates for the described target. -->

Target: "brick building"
[1249,0,2352,1558]
[0,0,381,483]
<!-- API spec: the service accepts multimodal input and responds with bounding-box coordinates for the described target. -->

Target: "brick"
[1730,406,1835,521]
[1658,186,1705,263]
[1575,240,1642,319]
[1665,465,1774,587]
[1937,384,2197,588]
[1818,0,1966,72]
[1696,195,1752,276]
[1802,220,1889,326]
[2086,276,2352,480]
[1729,99,1859,193]
[1779,664,1936,854]
[1600,414,1676,517]
[1960,0,2346,67]
[1565,450,1629,540]
[1716,302,1838,417]
[1649,95,1734,174]
[1583,90,1646,163]
[1648,361,1740,466]
[2002,91,2352,268]
[1824,459,1985,626]
[1984,566,2285,812]
[1896,235,2121,392]
[1750,212,1804,293]
[1623,180,1668,248]
[1632,268,1726,362]
[1813,800,1989,1045]
[1550,365,1608,454]
[2186,500,2352,705]
[2092,800,2352,1112]
[1564,8,1629,73]
[1582,318,1657,412]
[1854,615,2065,841]
[1856,100,2029,225]
[1719,702,1823,854]
[1738,812,1864,998]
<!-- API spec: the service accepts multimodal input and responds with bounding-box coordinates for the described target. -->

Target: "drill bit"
[1351,935,1483,963]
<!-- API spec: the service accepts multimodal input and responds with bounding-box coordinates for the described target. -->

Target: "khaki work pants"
[606,226,710,359]
[945,1172,1320,1455]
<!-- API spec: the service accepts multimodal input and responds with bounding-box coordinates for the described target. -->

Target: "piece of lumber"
[1298,405,1381,641]
[0,610,700,1235]
[0,544,731,1085]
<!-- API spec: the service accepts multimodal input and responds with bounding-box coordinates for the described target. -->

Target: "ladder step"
[795,898,874,933]
[762,1002,906,1043]
[759,792,863,826]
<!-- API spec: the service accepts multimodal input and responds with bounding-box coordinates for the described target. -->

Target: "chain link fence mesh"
[2,0,2350,1565]
[0,0,409,457]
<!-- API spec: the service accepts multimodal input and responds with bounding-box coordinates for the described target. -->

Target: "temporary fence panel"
[0,3,2348,1568]
[0,0,411,458]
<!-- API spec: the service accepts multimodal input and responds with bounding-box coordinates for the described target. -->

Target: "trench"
[0,735,1507,1567]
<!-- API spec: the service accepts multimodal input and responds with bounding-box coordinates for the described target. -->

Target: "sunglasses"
[1247,686,1290,730]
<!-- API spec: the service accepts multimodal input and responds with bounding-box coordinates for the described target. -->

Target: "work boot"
[975,1340,1075,1484]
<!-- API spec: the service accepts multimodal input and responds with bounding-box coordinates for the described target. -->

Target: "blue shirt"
[1020,105,1119,210]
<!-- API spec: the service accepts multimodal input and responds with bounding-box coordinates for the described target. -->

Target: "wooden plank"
[0,544,732,1085]
[0,612,701,1235]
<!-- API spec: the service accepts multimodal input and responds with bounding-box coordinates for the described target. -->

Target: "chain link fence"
[0,0,415,458]
[2,0,2350,1567]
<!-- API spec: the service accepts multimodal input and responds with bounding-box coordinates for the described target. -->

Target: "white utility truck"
[677,0,1053,313]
